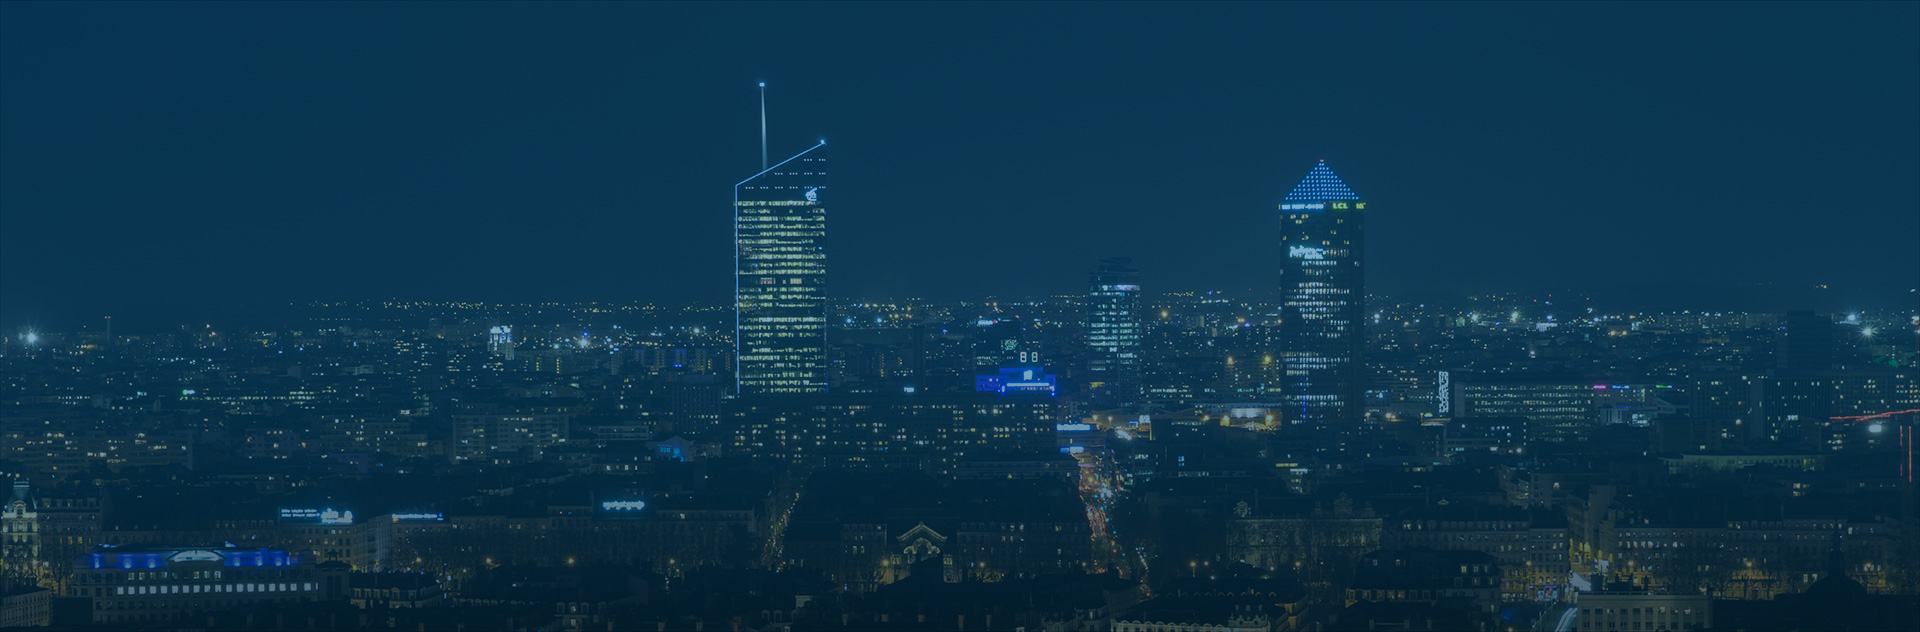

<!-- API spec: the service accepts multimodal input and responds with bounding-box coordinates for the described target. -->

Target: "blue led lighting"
[1282,160,1360,204]
[734,141,828,187]
[974,366,1058,395]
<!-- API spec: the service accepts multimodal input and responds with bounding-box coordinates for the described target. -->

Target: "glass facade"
[1086,257,1142,405]
[1278,161,1365,425]
[1450,377,1598,443]
[735,141,830,395]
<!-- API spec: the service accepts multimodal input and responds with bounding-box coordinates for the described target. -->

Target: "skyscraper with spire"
[735,83,829,395]
[1277,160,1365,425]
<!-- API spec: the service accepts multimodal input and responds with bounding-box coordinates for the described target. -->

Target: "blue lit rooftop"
[1282,160,1360,203]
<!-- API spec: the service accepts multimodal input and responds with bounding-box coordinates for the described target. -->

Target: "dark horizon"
[4,1,1918,327]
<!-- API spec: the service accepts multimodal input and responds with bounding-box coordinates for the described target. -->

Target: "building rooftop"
[1282,160,1360,204]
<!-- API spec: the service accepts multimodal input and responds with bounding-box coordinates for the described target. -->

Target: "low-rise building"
[0,581,51,628]
[1575,590,1711,632]
[1345,549,1501,616]
[65,546,346,626]
[1113,598,1271,632]
[348,572,442,608]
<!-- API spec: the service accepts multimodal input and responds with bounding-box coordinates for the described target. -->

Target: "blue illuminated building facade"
[72,545,344,626]
[90,547,293,570]
[976,366,1059,396]
[735,140,830,396]
[1278,160,1366,425]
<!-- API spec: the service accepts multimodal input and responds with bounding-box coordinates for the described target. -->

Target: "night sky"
[3,2,1916,327]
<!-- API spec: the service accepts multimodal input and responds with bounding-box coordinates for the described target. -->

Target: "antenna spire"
[758,81,768,169]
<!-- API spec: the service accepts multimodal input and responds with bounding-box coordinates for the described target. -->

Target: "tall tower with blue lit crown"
[1278,160,1365,425]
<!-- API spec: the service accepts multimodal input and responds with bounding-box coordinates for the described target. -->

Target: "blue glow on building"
[85,546,300,571]
[1281,160,1360,204]
[1278,160,1366,425]
[975,366,1058,395]
[651,436,695,463]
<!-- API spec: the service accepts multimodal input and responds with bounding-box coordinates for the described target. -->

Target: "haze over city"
[0,3,1916,632]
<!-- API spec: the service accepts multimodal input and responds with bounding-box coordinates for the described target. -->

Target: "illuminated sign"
[1055,423,1093,432]
[391,512,445,523]
[976,366,1058,395]
[278,508,355,525]
[600,500,647,511]
[169,550,223,563]
[1288,245,1326,260]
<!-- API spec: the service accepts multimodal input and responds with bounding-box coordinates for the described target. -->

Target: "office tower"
[1777,311,1834,375]
[735,136,829,395]
[1086,258,1142,405]
[487,325,514,360]
[1445,373,1601,443]
[668,373,726,436]
[1278,160,1365,425]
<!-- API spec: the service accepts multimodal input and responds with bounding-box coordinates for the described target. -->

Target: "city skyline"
[1,3,1917,628]
[3,2,1917,329]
